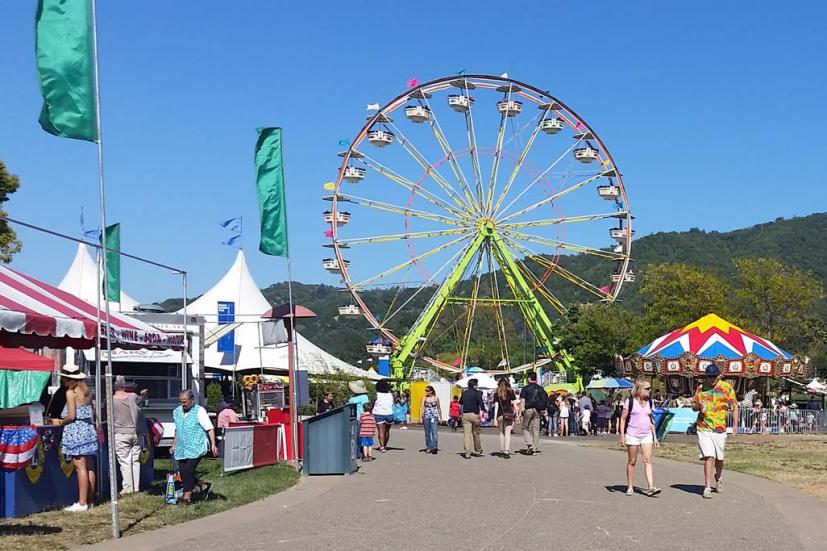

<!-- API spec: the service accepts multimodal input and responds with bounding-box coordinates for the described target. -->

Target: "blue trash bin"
[303,404,358,475]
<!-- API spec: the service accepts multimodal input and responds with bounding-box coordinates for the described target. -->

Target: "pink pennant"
[452,358,462,367]
[324,230,333,238]
[599,285,611,293]
[407,78,419,88]
[575,121,585,130]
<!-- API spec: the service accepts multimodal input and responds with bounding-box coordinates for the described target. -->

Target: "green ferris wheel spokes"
[390,220,570,379]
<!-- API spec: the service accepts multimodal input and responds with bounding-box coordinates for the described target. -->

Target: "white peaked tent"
[58,243,140,312]
[181,250,380,379]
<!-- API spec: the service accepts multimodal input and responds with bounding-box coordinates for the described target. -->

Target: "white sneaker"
[64,502,89,512]
[714,478,723,493]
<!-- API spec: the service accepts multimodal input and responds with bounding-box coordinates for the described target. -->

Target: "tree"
[733,258,825,344]
[640,263,730,338]
[559,303,643,377]
[0,161,22,262]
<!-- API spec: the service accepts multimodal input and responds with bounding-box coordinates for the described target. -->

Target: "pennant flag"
[575,121,585,130]
[599,285,611,293]
[452,358,461,367]
[79,206,98,238]
[254,127,289,257]
[222,234,241,247]
[406,78,418,88]
[366,103,380,111]
[500,72,508,78]
[356,360,362,365]
[36,0,98,142]
[457,69,466,75]
[324,230,333,238]
[219,216,240,228]
[100,223,120,303]
[338,138,351,146]
[323,182,335,190]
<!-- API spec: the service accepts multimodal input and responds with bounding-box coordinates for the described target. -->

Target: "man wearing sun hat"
[692,362,738,499]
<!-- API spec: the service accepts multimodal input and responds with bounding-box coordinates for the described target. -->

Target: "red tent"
[0,265,182,350]
[0,347,52,372]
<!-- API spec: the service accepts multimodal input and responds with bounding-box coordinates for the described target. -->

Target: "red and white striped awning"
[0,265,183,350]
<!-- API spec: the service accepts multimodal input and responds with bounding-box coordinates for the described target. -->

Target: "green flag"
[101,223,120,303]
[35,0,98,142]
[254,127,289,257]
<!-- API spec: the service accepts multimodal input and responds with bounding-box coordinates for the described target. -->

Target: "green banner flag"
[35,0,98,142]
[255,127,289,257]
[101,223,120,302]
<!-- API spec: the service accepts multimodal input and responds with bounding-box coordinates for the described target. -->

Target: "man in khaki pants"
[520,371,547,455]
[459,379,485,459]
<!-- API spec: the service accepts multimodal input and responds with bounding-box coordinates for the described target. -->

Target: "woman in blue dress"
[52,364,98,512]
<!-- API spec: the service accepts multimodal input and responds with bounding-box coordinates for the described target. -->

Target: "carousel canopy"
[638,314,791,361]
[0,265,182,350]
[624,313,807,380]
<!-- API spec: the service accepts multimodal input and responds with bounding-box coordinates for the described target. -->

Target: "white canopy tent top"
[181,250,381,379]
[455,374,500,389]
[58,243,139,312]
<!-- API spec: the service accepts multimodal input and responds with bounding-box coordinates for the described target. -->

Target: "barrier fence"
[734,408,826,435]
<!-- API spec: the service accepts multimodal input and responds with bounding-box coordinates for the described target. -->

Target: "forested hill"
[162,212,827,365]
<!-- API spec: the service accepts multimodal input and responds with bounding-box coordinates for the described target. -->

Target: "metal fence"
[734,408,826,434]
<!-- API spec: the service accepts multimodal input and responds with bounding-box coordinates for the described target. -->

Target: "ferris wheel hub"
[477,219,497,236]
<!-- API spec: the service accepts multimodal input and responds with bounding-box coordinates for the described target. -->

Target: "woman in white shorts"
[618,378,661,497]
[557,395,569,437]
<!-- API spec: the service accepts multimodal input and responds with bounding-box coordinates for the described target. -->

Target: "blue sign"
[217,301,235,353]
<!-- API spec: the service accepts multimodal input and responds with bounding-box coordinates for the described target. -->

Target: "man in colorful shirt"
[692,363,738,499]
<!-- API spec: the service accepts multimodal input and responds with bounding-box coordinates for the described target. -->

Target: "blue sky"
[1,1,825,302]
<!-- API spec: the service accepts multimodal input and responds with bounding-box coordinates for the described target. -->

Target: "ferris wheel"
[322,74,633,379]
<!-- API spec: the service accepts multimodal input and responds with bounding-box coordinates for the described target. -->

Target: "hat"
[60,364,86,380]
[704,363,721,377]
[348,380,367,394]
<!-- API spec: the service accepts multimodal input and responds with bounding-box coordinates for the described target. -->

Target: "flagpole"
[93,247,103,499]
[90,0,120,538]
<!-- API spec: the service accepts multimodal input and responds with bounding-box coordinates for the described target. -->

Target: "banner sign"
[217,301,235,353]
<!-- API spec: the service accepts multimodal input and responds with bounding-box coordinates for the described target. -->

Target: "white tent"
[58,243,139,312]
[806,378,827,395]
[181,250,380,379]
[455,374,500,389]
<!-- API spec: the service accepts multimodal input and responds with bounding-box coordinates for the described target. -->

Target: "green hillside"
[164,212,827,367]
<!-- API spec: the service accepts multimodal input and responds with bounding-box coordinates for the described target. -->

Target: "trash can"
[302,403,357,475]
[653,408,675,442]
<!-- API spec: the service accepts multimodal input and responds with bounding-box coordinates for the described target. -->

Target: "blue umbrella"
[587,377,633,390]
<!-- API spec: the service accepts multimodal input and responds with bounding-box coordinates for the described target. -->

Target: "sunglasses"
[643,387,652,391]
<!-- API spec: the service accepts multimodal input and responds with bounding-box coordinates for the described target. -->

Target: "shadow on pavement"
[671,484,705,496]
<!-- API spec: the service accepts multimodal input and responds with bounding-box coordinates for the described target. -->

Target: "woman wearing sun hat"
[52,364,98,512]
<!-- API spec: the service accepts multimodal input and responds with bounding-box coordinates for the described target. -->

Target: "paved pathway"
[85,429,827,551]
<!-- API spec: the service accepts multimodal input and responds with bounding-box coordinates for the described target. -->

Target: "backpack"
[624,396,654,432]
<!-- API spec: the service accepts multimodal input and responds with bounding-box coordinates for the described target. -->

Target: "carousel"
[619,313,810,397]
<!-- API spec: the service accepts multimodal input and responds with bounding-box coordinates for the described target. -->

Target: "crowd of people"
[337,363,747,500]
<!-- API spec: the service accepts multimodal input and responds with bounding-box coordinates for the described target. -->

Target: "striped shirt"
[359,412,377,437]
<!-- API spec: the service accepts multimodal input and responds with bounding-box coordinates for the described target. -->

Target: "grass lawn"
[0,457,299,551]
[584,434,827,501]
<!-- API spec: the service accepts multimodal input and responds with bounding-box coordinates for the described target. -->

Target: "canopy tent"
[806,378,827,395]
[621,314,809,380]
[587,377,633,390]
[545,381,583,394]
[0,265,182,350]
[455,373,500,389]
[0,347,52,409]
[181,251,381,379]
[58,243,139,312]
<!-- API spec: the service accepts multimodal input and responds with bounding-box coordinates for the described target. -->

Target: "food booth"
[0,265,183,517]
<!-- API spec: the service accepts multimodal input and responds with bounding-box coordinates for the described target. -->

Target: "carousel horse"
[740,388,758,410]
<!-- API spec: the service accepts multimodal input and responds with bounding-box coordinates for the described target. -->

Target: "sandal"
[201,482,212,501]
[625,487,634,496]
